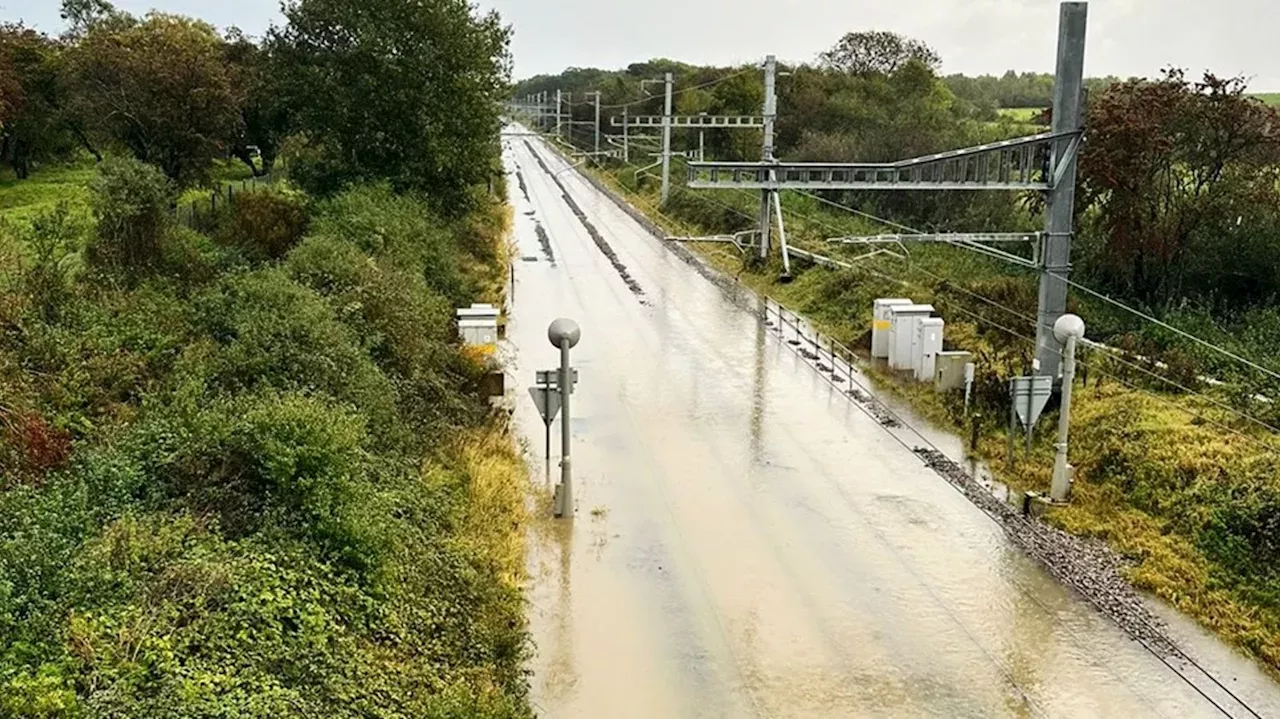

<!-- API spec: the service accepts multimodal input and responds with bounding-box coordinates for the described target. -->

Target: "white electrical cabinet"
[914,318,945,382]
[872,298,912,359]
[887,304,934,370]
[456,304,500,348]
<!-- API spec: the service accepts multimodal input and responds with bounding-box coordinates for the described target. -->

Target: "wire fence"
[172,173,277,231]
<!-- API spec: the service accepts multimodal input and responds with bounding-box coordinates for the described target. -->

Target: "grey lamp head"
[1053,313,1086,344]
[548,318,581,348]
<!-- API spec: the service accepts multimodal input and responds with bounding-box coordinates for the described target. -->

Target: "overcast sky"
[4,0,1277,89]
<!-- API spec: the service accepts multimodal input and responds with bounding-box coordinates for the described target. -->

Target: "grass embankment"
[0,160,532,716]
[574,149,1280,671]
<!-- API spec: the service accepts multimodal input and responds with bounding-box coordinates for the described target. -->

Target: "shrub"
[287,235,454,369]
[135,392,380,568]
[277,135,359,199]
[159,224,226,287]
[21,204,83,324]
[186,268,401,445]
[0,410,72,485]
[85,157,176,271]
[285,235,484,440]
[219,188,310,261]
[308,185,470,305]
[8,280,194,429]
[0,446,154,688]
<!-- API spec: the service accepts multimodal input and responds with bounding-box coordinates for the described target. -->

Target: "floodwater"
[500,129,1280,718]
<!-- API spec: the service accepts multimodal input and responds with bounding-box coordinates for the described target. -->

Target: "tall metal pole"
[592,90,601,156]
[555,89,564,142]
[1035,2,1088,379]
[758,55,778,261]
[548,318,580,519]
[622,108,629,164]
[558,338,572,515]
[1050,314,1084,502]
[1050,334,1078,500]
[661,72,673,204]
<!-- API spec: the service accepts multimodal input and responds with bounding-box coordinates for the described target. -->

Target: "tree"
[59,0,120,38]
[819,31,941,76]
[62,12,241,186]
[223,29,287,176]
[268,0,512,213]
[0,24,87,179]
[0,46,22,131]
[1079,70,1280,307]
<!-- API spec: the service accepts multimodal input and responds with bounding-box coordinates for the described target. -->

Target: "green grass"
[0,159,96,225]
[1251,93,1280,106]
[177,160,264,205]
[998,107,1045,122]
[0,156,273,236]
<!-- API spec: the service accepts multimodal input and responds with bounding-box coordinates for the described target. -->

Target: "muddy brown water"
[501,130,1280,718]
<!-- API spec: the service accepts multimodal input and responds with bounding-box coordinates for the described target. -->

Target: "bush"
[6,278,196,430]
[134,392,380,568]
[219,188,310,261]
[287,235,453,368]
[159,224,227,287]
[0,169,528,715]
[85,157,176,271]
[21,204,83,324]
[308,185,470,305]
[0,446,154,696]
[186,268,402,446]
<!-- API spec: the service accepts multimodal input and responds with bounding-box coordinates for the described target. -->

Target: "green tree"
[61,12,241,186]
[58,0,120,37]
[0,48,19,131]
[223,29,287,177]
[0,24,90,179]
[268,0,512,213]
[819,31,941,76]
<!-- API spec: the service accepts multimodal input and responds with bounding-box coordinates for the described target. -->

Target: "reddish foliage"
[2,411,71,483]
[1079,70,1280,306]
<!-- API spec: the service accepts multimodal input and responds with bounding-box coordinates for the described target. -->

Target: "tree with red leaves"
[1079,69,1280,308]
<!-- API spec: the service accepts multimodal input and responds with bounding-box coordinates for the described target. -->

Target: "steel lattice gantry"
[610,115,764,129]
[685,129,1081,192]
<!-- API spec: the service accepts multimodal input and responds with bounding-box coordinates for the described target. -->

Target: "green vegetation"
[0,161,530,719]
[524,42,1280,672]
[997,107,1044,122]
[1251,92,1280,106]
[0,0,528,715]
[268,0,510,214]
[0,159,94,224]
